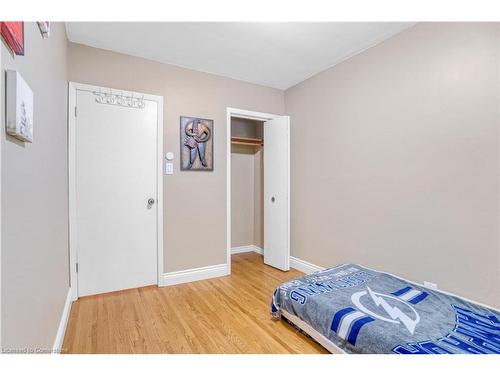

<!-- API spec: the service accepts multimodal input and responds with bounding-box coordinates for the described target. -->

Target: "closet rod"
[231,137,263,147]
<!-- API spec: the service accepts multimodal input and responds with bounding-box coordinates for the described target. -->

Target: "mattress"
[272,264,500,354]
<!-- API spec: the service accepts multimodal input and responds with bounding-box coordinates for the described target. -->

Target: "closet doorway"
[226,108,290,273]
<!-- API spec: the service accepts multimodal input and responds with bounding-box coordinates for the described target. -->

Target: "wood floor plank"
[62,252,328,354]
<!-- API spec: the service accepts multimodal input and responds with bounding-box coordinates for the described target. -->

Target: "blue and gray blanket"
[271,264,500,354]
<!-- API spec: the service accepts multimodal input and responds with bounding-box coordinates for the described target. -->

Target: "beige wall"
[231,147,256,247]
[231,146,264,249]
[68,43,284,272]
[285,23,500,307]
[0,34,2,349]
[1,23,69,349]
[231,117,263,139]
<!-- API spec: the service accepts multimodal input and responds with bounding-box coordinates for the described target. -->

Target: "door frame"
[226,107,290,274]
[68,82,164,301]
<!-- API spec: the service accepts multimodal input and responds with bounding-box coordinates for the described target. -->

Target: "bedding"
[271,264,500,354]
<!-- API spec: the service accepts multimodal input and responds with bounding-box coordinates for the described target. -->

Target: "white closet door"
[75,89,158,297]
[264,116,290,271]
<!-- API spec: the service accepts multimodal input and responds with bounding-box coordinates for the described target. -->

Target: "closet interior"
[230,116,265,255]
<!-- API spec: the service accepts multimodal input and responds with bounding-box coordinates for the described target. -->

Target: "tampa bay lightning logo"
[351,287,420,334]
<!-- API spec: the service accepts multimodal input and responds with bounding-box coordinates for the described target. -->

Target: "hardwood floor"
[62,252,328,354]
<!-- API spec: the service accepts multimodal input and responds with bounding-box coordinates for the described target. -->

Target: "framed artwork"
[0,22,24,55]
[180,116,214,171]
[5,70,34,143]
[37,22,50,39]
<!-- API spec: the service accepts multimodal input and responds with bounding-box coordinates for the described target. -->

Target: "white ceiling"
[65,22,415,90]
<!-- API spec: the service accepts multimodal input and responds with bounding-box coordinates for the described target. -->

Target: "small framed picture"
[37,22,50,39]
[180,116,214,171]
[0,22,24,55]
[5,70,34,143]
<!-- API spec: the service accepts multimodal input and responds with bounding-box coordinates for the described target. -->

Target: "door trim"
[226,107,290,275]
[68,82,164,301]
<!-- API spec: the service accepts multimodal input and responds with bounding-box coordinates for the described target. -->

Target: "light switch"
[165,162,174,175]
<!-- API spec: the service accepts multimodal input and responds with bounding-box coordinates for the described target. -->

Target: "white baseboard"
[159,252,319,288]
[52,287,73,354]
[231,246,322,275]
[231,247,322,275]
[231,245,263,255]
[253,246,263,255]
[160,263,229,287]
[290,256,324,274]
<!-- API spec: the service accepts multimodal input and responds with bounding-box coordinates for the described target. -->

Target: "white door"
[75,88,158,297]
[264,116,290,271]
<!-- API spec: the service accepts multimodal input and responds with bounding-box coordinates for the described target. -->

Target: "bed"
[271,264,500,354]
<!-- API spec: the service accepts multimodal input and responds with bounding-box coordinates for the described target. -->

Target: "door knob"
[271,196,275,203]
[147,198,155,209]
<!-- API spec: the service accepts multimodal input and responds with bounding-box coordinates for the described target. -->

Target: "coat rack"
[93,89,146,109]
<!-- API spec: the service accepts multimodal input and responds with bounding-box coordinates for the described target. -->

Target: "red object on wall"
[0,22,24,55]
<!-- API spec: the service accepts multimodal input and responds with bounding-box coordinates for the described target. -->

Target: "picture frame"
[37,22,50,39]
[0,22,24,55]
[5,70,34,143]
[180,116,214,171]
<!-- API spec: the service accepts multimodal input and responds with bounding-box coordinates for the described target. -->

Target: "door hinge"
[74,106,77,117]
[76,262,79,273]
